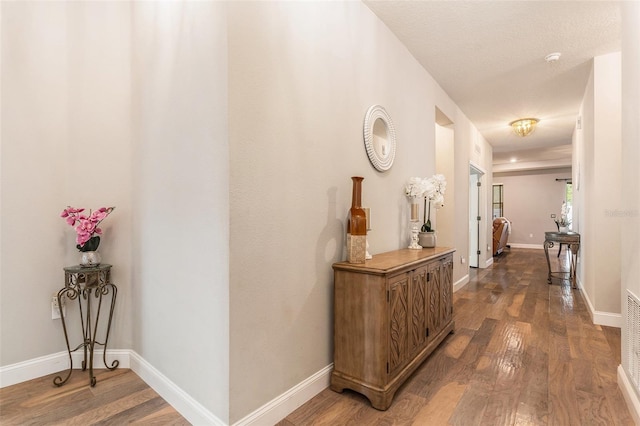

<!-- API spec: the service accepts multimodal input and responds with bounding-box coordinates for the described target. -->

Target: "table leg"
[543,239,554,284]
[99,283,119,371]
[53,287,76,387]
[568,243,579,289]
[53,282,119,387]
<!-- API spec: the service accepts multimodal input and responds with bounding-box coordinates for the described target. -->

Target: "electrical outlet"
[461,257,466,264]
[52,294,66,320]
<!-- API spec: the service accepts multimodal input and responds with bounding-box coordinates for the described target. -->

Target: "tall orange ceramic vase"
[347,176,367,263]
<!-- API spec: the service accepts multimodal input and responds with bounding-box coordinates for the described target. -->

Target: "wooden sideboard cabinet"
[330,247,455,410]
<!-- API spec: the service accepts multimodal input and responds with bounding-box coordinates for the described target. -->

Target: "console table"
[543,231,580,288]
[331,247,455,410]
[53,264,119,387]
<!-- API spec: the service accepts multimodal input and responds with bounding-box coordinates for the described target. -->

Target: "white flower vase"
[418,231,436,248]
[80,251,101,267]
[408,201,422,250]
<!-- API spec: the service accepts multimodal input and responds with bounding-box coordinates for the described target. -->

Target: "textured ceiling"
[364,0,621,171]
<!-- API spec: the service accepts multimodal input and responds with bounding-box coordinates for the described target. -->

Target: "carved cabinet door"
[427,260,443,337]
[388,273,410,376]
[441,256,453,326]
[409,266,428,357]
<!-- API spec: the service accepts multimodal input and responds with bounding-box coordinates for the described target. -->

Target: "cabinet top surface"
[64,264,112,273]
[544,231,580,243]
[333,247,455,274]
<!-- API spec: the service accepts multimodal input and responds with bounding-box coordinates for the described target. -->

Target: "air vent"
[625,290,640,394]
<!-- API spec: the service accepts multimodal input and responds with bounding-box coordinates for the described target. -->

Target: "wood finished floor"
[0,367,189,425]
[0,249,632,425]
[280,248,633,426]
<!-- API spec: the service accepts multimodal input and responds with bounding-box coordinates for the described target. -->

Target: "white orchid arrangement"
[404,177,429,199]
[404,175,447,232]
[555,201,571,227]
[422,174,446,232]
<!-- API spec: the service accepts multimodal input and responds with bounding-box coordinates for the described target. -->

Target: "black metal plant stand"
[53,264,119,387]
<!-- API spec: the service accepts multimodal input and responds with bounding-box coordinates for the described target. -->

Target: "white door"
[469,166,484,268]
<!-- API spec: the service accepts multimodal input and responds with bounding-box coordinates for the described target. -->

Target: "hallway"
[281,248,633,425]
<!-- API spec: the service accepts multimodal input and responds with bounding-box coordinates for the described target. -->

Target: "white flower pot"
[418,231,436,248]
[80,251,101,267]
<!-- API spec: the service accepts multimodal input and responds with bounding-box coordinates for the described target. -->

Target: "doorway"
[469,165,484,268]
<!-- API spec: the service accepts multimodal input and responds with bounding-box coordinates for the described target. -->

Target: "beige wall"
[436,123,455,248]
[2,1,494,423]
[493,168,572,246]
[1,2,230,422]
[621,0,640,394]
[131,2,230,421]
[574,51,622,317]
[1,0,134,364]
[227,1,490,421]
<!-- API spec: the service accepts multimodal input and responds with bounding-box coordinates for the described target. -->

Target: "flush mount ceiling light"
[545,52,561,63]
[509,118,539,137]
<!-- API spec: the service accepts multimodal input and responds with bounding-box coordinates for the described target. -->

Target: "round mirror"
[363,105,396,172]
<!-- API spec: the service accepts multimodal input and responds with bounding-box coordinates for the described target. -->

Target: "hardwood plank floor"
[1,249,632,425]
[0,368,188,425]
[281,248,633,426]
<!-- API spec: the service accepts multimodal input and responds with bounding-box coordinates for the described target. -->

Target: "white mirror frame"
[363,105,396,172]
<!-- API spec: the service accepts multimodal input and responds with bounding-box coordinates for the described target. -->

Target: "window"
[492,184,503,219]
[565,182,573,228]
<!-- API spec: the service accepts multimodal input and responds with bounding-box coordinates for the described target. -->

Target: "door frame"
[469,163,485,268]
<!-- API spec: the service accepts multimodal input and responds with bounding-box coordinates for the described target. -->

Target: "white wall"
[227,1,490,422]
[1,0,133,364]
[574,52,622,317]
[131,2,229,422]
[2,1,494,424]
[436,122,455,248]
[467,129,494,267]
[1,2,229,422]
[493,168,572,247]
[621,0,640,402]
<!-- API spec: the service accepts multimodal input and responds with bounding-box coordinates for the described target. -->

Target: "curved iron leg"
[88,287,97,387]
[544,239,554,284]
[79,289,88,371]
[101,284,119,370]
[53,288,73,387]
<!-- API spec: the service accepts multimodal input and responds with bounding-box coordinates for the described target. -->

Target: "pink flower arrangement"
[61,206,115,252]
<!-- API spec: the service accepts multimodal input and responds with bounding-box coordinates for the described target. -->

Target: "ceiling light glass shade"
[509,118,539,137]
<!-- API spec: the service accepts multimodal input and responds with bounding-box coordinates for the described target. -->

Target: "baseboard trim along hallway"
[0,350,225,425]
[233,364,332,426]
[0,350,129,388]
[618,365,640,425]
[0,349,332,426]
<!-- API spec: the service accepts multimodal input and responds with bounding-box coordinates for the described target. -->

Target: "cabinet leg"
[330,372,393,410]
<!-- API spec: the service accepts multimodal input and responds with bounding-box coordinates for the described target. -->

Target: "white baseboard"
[453,274,469,292]
[129,351,226,426]
[1,349,224,424]
[0,349,130,388]
[485,257,494,268]
[578,278,622,328]
[592,311,623,328]
[618,365,640,425]
[233,364,332,426]
[507,243,544,249]
[1,349,330,426]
